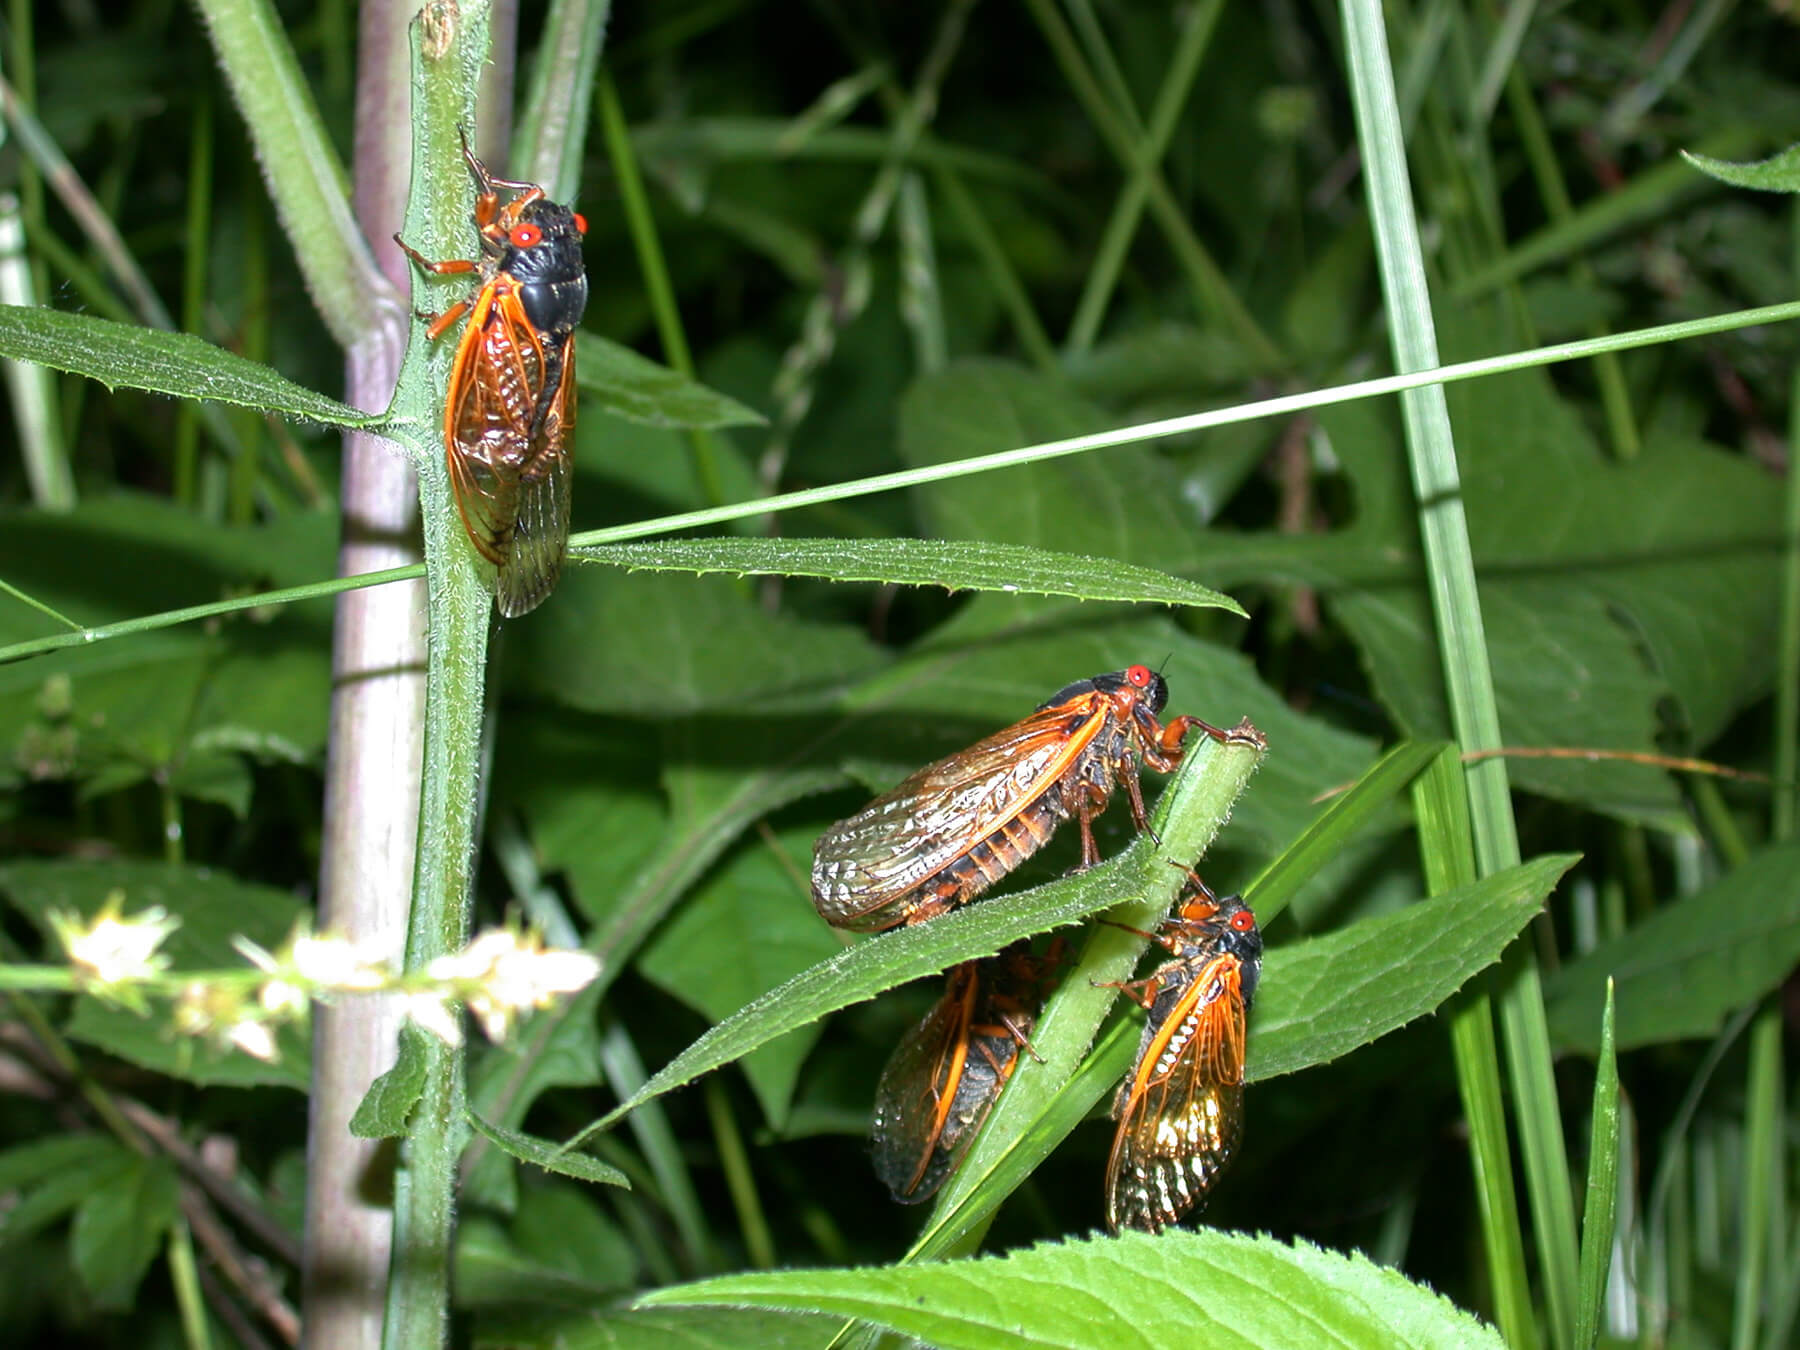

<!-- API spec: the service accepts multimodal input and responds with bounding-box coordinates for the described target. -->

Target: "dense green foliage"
[1,2,1797,1348]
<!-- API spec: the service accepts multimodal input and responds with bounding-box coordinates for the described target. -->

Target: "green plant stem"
[704,1078,776,1269]
[596,70,727,509]
[190,0,395,347]
[1021,0,1282,369]
[1733,1009,1782,1350]
[1415,748,1538,1350]
[1063,0,1222,354]
[1343,5,1578,1348]
[1501,68,1638,461]
[378,9,499,1347]
[167,1215,212,1350]
[513,0,611,198]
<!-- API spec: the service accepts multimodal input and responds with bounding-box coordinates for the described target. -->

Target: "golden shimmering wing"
[1105,954,1247,1235]
[811,695,1108,919]
[494,332,575,617]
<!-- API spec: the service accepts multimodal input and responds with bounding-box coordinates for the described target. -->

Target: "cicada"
[1105,875,1262,1235]
[395,133,589,617]
[871,941,1058,1203]
[812,665,1246,932]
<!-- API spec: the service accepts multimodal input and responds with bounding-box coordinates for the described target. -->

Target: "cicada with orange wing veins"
[812,665,1257,932]
[1105,874,1262,1235]
[871,941,1060,1203]
[395,133,589,618]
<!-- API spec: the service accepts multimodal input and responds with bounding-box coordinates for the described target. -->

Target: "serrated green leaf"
[583,732,1264,1138]
[1248,854,1578,1080]
[465,1112,629,1188]
[351,1024,430,1138]
[70,1153,179,1311]
[0,1136,136,1253]
[0,305,371,425]
[574,332,765,428]
[506,570,887,717]
[1682,143,1800,193]
[1542,839,1800,1052]
[575,537,1245,613]
[637,1229,1504,1350]
[473,1306,836,1350]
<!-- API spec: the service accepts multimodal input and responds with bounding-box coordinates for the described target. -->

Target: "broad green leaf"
[465,1113,629,1188]
[0,1137,139,1253]
[506,570,887,717]
[898,361,1205,582]
[1314,356,1783,826]
[574,331,765,428]
[574,537,1245,613]
[70,1153,179,1310]
[351,1025,430,1139]
[0,305,371,425]
[0,500,336,798]
[1247,854,1578,1080]
[584,731,1264,1137]
[1542,840,1800,1053]
[458,1191,640,1308]
[1682,143,1800,194]
[637,1229,1504,1350]
[0,860,308,1088]
[473,1306,835,1349]
[637,821,841,1129]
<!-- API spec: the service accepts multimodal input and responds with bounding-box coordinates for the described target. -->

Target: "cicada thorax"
[1104,878,1263,1235]
[811,665,1237,932]
[396,134,589,618]
[871,942,1058,1203]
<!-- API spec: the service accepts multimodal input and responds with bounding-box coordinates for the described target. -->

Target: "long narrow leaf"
[578,537,1245,612]
[1575,982,1621,1350]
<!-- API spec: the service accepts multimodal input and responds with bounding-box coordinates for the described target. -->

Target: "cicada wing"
[812,699,1107,912]
[495,333,576,618]
[1105,956,1247,1234]
[872,967,978,1203]
[443,284,543,567]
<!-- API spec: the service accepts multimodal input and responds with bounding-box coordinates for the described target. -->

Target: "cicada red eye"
[394,148,590,618]
[871,943,1057,1203]
[811,670,1242,932]
[1105,886,1262,1235]
[572,212,588,234]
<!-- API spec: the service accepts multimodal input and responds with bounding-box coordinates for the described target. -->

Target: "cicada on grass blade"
[395,133,589,617]
[871,941,1059,1203]
[1105,875,1262,1235]
[812,665,1256,932]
